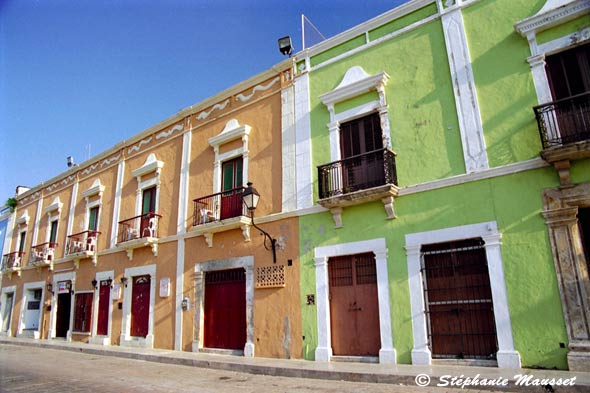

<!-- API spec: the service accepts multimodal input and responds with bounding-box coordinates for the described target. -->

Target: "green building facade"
[291,0,590,370]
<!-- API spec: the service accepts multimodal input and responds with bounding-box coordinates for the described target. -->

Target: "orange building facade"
[0,61,303,359]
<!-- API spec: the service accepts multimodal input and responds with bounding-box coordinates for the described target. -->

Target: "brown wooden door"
[56,293,71,338]
[329,253,380,356]
[204,268,246,350]
[131,275,151,338]
[422,238,498,359]
[97,280,110,336]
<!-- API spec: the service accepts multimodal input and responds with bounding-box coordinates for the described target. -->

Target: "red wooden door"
[204,269,246,350]
[97,280,110,335]
[329,253,380,356]
[422,239,498,359]
[131,275,151,338]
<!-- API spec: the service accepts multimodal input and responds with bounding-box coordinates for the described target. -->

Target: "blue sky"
[0,0,406,204]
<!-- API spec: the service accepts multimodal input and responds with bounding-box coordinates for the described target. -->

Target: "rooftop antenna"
[85,144,91,161]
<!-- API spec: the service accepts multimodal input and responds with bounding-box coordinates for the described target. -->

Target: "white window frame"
[120,264,156,348]
[0,285,17,336]
[405,221,521,368]
[90,270,115,345]
[208,119,251,194]
[318,66,392,163]
[132,154,164,218]
[48,271,76,341]
[81,179,105,232]
[17,280,46,339]
[515,0,590,105]
[313,238,396,364]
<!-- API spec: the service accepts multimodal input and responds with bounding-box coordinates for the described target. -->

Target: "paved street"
[0,344,493,393]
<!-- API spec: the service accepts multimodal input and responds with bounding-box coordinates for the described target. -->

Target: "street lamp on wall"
[120,277,128,288]
[242,182,277,264]
[91,279,98,289]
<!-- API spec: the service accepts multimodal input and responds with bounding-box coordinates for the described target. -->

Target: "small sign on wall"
[57,280,71,294]
[159,278,170,298]
[111,283,121,300]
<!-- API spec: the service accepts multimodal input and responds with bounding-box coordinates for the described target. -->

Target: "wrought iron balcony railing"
[193,186,247,226]
[318,148,398,199]
[534,92,590,149]
[29,242,57,266]
[2,251,24,270]
[117,212,161,244]
[66,230,101,255]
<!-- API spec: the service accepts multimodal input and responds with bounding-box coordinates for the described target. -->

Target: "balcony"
[65,230,101,267]
[1,251,24,277]
[192,186,251,247]
[29,242,57,269]
[317,148,399,227]
[534,92,590,184]
[116,212,161,260]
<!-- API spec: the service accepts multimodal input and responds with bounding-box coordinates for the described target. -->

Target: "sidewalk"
[1,336,589,392]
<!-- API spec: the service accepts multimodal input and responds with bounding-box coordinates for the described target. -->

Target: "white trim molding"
[405,221,521,368]
[48,271,76,342]
[0,285,17,336]
[192,256,255,357]
[120,264,157,348]
[294,72,313,210]
[514,0,590,105]
[313,238,396,364]
[319,66,392,163]
[90,269,114,345]
[17,280,46,339]
[441,7,488,173]
[208,119,251,194]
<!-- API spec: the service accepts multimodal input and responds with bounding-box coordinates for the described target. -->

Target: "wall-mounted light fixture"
[278,36,293,57]
[242,182,277,263]
[46,282,54,294]
[107,278,113,288]
[120,277,128,288]
[181,297,190,311]
[91,279,98,289]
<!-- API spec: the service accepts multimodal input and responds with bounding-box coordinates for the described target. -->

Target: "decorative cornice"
[319,66,389,107]
[128,137,153,155]
[81,179,105,199]
[43,197,63,215]
[515,0,590,36]
[208,119,251,148]
[132,153,164,179]
[16,211,29,226]
[197,99,230,120]
[156,124,184,140]
[235,77,280,102]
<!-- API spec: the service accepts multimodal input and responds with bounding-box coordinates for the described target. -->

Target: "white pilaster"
[314,256,332,361]
[64,181,78,258]
[110,160,125,248]
[441,7,488,173]
[174,130,191,351]
[294,73,313,209]
[31,198,44,247]
[281,85,297,212]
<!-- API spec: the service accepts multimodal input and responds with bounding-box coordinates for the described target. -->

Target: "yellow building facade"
[0,61,303,359]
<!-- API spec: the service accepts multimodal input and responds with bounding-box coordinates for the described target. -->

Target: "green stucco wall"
[299,168,569,368]
[463,0,546,168]
[368,3,438,41]
[309,18,465,198]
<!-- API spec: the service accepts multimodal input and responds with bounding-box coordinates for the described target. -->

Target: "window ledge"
[116,237,158,260]
[318,184,399,228]
[190,215,251,247]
